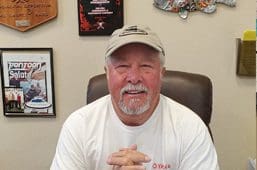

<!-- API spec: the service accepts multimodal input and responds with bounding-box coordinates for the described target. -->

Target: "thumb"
[129,144,137,150]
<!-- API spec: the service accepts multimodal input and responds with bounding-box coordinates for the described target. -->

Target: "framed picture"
[78,0,123,36]
[0,48,55,117]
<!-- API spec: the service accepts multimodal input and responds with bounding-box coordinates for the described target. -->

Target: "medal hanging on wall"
[153,0,236,19]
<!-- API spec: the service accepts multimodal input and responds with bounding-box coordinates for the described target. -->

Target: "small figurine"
[153,0,236,19]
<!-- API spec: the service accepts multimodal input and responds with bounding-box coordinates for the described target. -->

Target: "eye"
[115,64,129,69]
[141,64,153,68]
[114,64,129,73]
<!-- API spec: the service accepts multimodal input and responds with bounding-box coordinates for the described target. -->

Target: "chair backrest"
[87,70,213,139]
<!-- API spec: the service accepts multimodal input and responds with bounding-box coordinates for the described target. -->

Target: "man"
[51,25,219,170]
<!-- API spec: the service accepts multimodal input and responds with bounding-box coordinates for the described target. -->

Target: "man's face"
[105,43,165,117]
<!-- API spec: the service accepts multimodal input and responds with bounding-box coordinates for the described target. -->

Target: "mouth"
[123,90,147,99]
[120,84,148,98]
[124,90,146,95]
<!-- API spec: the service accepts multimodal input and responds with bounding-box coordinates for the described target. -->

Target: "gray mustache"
[120,84,148,95]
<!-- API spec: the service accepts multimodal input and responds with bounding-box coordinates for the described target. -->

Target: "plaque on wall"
[78,0,123,36]
[236,38,256,76]
[0,0,58,32]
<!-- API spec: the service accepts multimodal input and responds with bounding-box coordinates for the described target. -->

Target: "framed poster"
[78,0,123,36]
[0,48,55,117]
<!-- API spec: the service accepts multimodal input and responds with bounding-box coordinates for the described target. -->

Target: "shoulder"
[160,94,204,125]
[160,94,209,139]
[160,94,214,149]
[63,95,111,132]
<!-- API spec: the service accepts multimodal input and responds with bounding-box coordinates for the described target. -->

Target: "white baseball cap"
[105,25,165,63]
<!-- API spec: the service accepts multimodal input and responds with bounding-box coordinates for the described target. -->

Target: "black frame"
[0,48,56,117]
[78,0,124,36]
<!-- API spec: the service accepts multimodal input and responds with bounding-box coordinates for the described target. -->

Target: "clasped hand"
[107,144,151,170]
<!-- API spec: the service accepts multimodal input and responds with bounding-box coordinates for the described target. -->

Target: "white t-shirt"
[51,95,219,170]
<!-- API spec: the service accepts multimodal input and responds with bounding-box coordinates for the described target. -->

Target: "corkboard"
[0,0,57,32]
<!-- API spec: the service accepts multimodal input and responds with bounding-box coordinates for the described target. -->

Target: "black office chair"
[86,70,213,140]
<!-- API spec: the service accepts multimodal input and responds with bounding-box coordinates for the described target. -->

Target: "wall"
[0,0,255,170]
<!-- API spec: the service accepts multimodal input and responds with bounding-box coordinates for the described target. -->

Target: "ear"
[104,66,107,73]
[161,67,166,78]
[104,66,109,80]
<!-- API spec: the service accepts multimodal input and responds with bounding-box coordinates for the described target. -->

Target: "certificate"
[78,0,123,35]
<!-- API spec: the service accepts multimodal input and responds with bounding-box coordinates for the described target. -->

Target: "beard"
[118,84,151,115]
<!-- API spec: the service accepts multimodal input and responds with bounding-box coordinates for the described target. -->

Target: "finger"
[112,165,145,170]
[108,150,151,165]
[107,156,134,166]
[127,153,151,163]
[110,150,143,159]
[111,150,130,157]
[117,150,151,163]
[120,165,146,170]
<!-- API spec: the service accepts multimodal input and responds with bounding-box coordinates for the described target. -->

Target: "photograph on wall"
[78,0,123,35]
[4,87,25,113]
[0,48,55,117]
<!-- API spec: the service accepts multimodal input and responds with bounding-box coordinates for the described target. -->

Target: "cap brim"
[105,37,164,58]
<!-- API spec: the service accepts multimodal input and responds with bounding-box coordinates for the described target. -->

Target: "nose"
[126,67,142,84]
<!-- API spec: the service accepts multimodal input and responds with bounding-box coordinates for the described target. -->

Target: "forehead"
[110,43,160,62]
